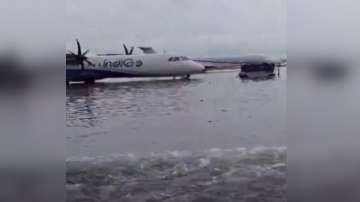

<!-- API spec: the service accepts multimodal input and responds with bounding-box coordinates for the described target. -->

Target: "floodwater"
[66,70,286,157]
[66,69,287,202]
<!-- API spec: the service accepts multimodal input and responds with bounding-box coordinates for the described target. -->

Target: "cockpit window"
[180,56,190,61]
[168,57,178,62]
[168,56,190,62]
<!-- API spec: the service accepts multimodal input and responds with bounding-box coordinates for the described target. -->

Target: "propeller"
[123,44,134,55]
[68,39,94,70]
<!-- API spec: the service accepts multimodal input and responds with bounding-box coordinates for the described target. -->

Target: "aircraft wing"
[192,56,271,70]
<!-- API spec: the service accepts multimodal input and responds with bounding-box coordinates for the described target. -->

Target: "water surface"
[66,70,286,157]
[66,70,287,202]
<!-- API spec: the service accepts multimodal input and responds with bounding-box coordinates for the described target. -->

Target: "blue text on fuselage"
[98,58,143,68]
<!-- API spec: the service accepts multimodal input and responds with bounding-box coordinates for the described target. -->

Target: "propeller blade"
[123,44,129,55]
[76,39,82,56]
[69,39,91,71]
[129,47,134,55]
[82,49,90,56]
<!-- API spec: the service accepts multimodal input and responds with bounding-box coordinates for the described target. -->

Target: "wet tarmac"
[66,69,287,202]
[66,70,286,157]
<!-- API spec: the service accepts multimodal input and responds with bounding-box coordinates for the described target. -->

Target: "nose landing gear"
[180,74,191,80]
[176,74,191,80]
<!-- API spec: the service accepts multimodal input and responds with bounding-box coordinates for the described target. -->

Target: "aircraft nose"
[192,61,205,73]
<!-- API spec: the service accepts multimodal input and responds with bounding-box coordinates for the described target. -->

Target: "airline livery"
[66,40,205,84]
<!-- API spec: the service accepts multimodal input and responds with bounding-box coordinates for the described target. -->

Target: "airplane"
[66,40,205,84]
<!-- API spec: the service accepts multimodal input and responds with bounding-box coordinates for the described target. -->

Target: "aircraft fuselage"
[66,54,205,83]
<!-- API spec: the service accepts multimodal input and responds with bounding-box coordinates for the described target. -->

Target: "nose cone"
[191,61,205,73]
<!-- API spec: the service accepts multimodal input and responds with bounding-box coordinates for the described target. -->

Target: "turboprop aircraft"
[66,40,205,84]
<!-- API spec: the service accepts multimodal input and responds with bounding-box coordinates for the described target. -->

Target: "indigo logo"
[136,60,143,67]
[101,58,143,68]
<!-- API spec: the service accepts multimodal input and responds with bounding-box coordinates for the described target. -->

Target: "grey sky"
[1,0,358,58]
[66,0,286,57]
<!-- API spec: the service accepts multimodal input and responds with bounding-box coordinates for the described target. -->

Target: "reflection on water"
[66,79,202,128]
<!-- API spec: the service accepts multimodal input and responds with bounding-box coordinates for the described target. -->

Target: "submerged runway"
[66,69,286,157]
[66,69,287,202]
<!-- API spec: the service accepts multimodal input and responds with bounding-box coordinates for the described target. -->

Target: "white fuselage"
[66,54,205,81]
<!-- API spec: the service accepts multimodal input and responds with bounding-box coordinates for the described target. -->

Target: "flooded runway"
[66,70,286,157]
[66,70,287,202]
[67,146,286,202]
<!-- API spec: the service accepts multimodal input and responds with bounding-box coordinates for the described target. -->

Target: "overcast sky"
[1,0,359,59]
[66,0,286,57]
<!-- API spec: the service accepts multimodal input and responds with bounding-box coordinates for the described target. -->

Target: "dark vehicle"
[239,62,276,79]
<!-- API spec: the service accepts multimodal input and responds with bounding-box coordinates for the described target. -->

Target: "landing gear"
[179,74,191,80]
[277,67,281,77]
